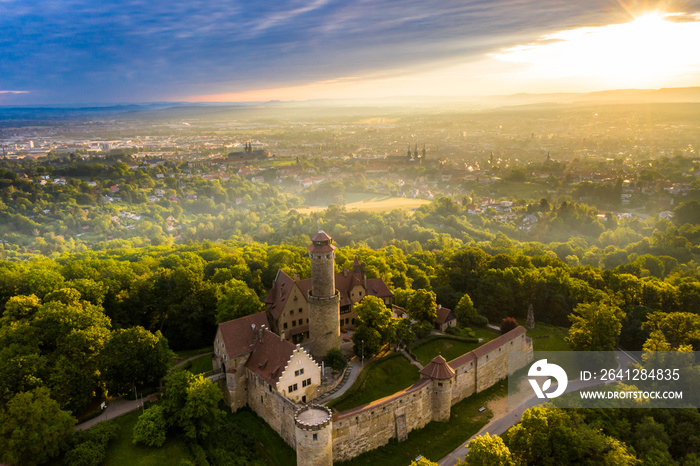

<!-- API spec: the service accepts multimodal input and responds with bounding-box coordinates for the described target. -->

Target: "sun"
[494,11,700,89]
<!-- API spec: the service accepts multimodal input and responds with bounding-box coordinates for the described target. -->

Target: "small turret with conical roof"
[421,355,455,422]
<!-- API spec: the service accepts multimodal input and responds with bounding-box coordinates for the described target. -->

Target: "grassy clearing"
[525,321,578,373]
[328,353,420,412]
[472,326,500,342]
[526,322,571,352]
[102,405,295,466]
[412,336,483,366]
[103,410,191,466]
[177,353,213,375]
[296,192,429,213]
[337,381,508,466]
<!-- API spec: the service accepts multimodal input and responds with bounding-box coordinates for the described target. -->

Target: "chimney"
[438,304,442,310]
[343,268,348,277]
[293,271,300,281]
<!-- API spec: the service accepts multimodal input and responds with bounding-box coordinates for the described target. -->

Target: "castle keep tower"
[294,405,333,466]
[307,231,340,359]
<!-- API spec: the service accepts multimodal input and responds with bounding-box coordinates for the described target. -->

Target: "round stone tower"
[419,355,455,422]
[294,404,333,466]
[307,230,340,360]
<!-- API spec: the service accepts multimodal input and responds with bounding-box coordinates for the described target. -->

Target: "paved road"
[439,349,638,465]
[76,352,212,430]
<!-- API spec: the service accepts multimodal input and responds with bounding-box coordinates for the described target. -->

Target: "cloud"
[0,90,28,94]
[0,0,696,103]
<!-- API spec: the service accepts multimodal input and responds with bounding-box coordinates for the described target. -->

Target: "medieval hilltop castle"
[212,231,533,465]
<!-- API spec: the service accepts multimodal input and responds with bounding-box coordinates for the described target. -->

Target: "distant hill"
[485,87,700,106]
[2,87,700,122]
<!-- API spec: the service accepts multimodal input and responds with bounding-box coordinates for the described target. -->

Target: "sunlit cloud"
[493,12,700,89]
[0,90,28,94]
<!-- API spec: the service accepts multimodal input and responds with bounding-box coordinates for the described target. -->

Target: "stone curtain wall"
[331,379,433,462]
[246,368,299,448]
[329,327,532,462]
[450,356,476,405]
[238,327,532,463]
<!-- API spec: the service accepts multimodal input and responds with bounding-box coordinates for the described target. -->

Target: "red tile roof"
[245,329,296,386]
[264,269,296,320]
[420,355,455,380]
[218,312,269,360]
[265,263,392,319]
[435,306,456,325]
[366,278,392,299]
[312,230,332,242]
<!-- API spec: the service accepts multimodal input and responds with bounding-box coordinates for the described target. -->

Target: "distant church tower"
[307,231,340,359]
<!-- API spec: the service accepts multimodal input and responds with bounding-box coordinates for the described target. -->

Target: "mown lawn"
[328,353,420,412]
[336,381,508,466]
[412,337,483,366]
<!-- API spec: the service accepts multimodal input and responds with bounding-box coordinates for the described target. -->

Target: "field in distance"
[294,192,430,213]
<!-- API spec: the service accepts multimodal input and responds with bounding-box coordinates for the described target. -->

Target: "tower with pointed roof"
[307,231,341,359]
[420,355,455,422]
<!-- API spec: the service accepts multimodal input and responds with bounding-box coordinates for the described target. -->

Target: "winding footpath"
[76,352,212,430]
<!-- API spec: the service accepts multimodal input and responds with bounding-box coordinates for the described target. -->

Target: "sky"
[1,0,700,105]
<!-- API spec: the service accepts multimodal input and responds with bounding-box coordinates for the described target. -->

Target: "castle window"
[299,308,303,313]
[438,382,443,387]
[313,434,318,441]
[295,368,304,377]
[260,396,263,404]
[290,310,294,315]
[284,323,288,329]
[307,319,309,323]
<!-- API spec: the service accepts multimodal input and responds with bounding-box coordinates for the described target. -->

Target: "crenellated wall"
[234,326,533,465]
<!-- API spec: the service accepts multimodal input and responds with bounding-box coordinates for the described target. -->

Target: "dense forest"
[3,153,700,464]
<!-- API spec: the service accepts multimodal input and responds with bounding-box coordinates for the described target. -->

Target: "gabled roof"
[245,329,297,386]
[420,355,455,380]
[265,269,297,320]
[366,278,393,298]
[435,306,456,325]
[265,263,392,319]
[218,312,269,360]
